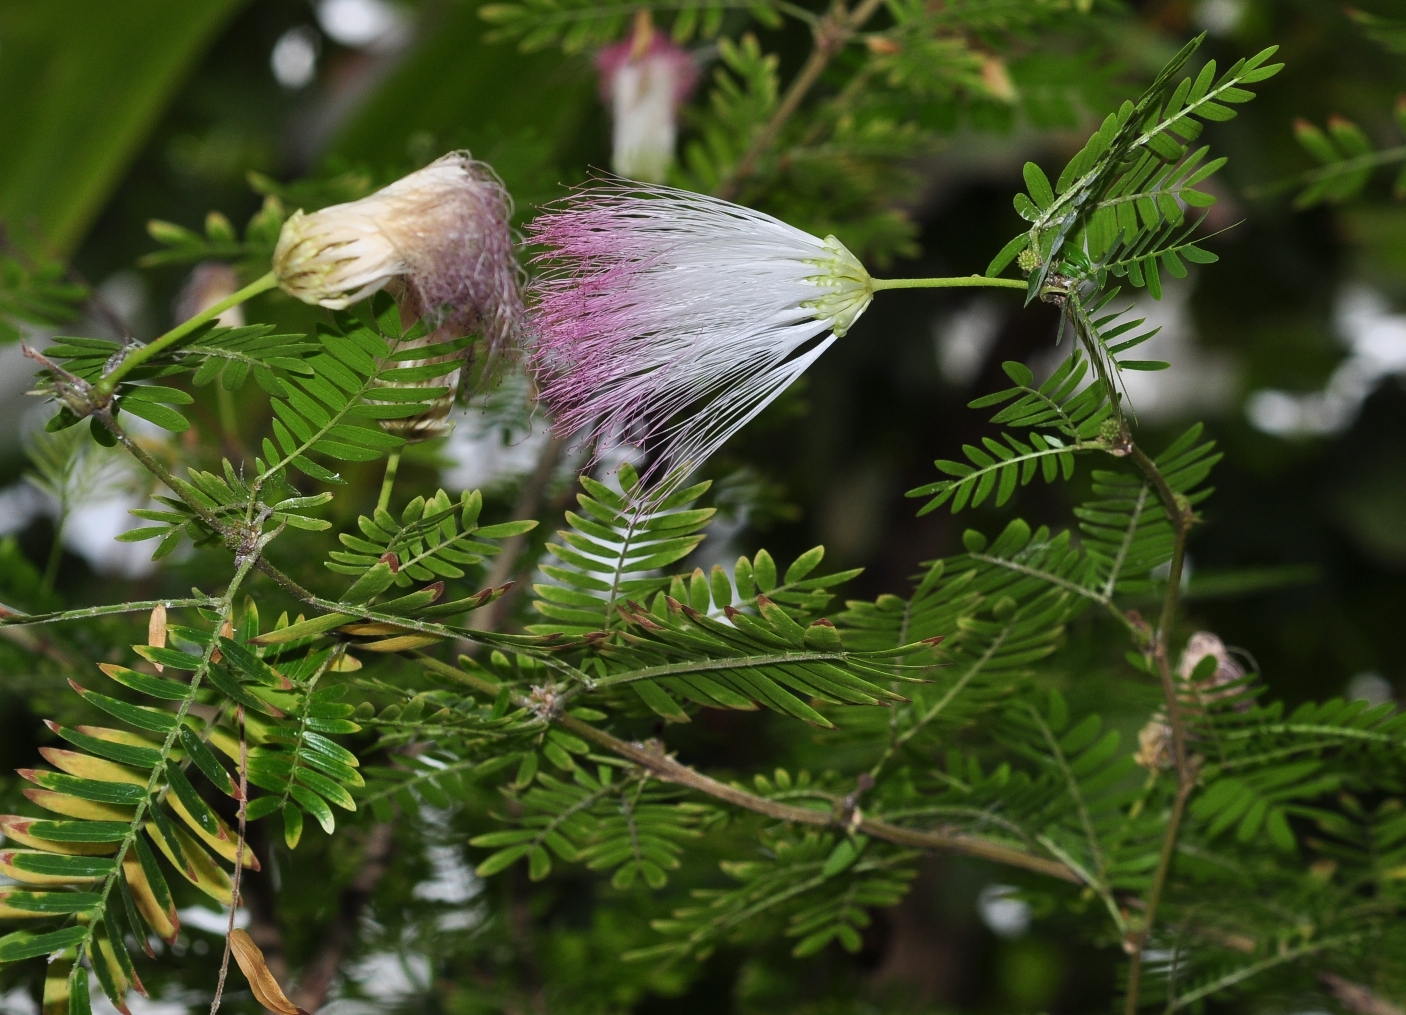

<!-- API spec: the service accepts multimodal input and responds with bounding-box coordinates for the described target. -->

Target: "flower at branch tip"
[526,182,874,482]
[595,18,698,183]
[272,152,524,354]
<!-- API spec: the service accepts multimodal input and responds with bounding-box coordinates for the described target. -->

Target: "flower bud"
[272,152,524,356]
[805,235,874,338]
[595,23,698,183]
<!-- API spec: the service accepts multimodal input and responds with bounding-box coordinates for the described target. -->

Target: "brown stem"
[238,823,290,990]
[289,822,397,1012]
[469,434,566,637]
[97,410,316,602]
[1121,437,1198,1014]
[714,0,888,201]
[1318,973,1406,1015]
[251,558,315,602]
[1123,775,1193,1012]
[210,705,249,1015]
[416,654,1080,884]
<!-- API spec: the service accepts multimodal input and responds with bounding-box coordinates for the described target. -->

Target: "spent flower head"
[273,152,524,356]
[527,182,874,483]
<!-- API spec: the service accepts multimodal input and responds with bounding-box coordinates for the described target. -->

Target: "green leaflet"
[0,926,90,962]
[326,487,527,590]
[993,36,1281,299]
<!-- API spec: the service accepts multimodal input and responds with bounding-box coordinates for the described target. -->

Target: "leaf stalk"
[94,271,277,399]
[871,275,1029,291]
[413,653,1082,884]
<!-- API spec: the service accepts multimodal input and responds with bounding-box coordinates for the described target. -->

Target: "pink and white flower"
[595,33,698,183]
[527,183,874,481]
[273,152,523,354]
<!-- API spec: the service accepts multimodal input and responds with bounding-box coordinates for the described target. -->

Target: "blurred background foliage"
[1,0,1404,1012]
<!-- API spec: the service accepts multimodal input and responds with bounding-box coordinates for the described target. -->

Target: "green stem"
[0,596,220,627]
[216,385,238,442]
[1248,144,1406,199]
[39,516,67,596]
[97,410,315,601]
[376,450,401,514]
[95,271,277,398]
[590,651,854,690]
[71,556,254,997]
[1164,933,1361,1013]
[871,275,1028,291]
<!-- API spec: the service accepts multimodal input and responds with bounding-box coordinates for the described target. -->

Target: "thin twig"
[470,433,567,637]
[1164,934,1362,1013]
[1120,435,1198,1014]
[282,436,569,1005]
[96,410,316,602]
[1318,972,1406,1015]
[714,0,888,200]
[415,653,1080,883]
[210,705,250,1015]
[289,823,396,1012]
[377,450,401,514]
[0,596,221,628]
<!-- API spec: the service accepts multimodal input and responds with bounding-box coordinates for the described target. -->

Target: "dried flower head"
[1178,632,1246,690]
[273,152,524,357]
[526,182,874,482]
[1134,717,1175,771]
[595,20,698,183]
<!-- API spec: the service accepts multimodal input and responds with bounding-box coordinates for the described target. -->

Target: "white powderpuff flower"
[527,182,874,483]
[273,151,524,356]
[596,33,698,183]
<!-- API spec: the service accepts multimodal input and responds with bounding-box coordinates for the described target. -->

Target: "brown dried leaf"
[148,604,167,671]
[211,619,234,663]
[358,634,443,652]
[229,929,307,1015]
